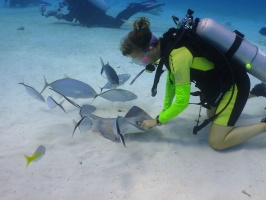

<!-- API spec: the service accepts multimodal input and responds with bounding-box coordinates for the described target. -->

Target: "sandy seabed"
[0,1,266,200]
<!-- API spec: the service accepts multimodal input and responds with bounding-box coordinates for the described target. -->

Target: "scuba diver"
[5,0,50,7]
[120,13,266,150]
[41,0,165,28]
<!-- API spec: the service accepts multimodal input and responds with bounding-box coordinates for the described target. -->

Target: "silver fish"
[100,73,131,92]
[46,96,66,113]
[79,104,96,117]
[73,116,93,137]
[96,89,137,102]
[100,57,119,86]
[41,76,97,98]
[19,83,45,102]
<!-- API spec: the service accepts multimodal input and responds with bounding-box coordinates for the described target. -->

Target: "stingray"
[89,114,117,141]
[88,106,152,147]
[113,106,152,147]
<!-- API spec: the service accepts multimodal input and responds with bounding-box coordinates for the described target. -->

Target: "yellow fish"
[24,145,46,168]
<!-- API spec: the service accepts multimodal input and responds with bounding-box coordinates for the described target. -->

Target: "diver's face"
[130,50,147,66]
[130,45,160,66]
[130,51,145,59]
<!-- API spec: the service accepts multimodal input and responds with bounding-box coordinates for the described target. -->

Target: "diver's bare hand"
[139,119,157,131]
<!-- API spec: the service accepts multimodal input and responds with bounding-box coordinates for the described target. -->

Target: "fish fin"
[58,100,67,113]
[97,85,104,94]
[58,103,67,113]
[40,76,49,94]
[100,57,104,75]
[18,82,25,86]
[64,74,70,78]
[72,117,86,137]
[72,119,77,126]
[91,93,99,103]
[24,154,32,168]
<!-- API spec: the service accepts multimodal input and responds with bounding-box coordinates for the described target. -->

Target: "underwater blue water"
[2,0,265,15]
[1,0,265,24]
[1,2,266,199]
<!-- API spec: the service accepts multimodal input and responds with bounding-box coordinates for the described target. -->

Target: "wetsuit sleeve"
[162,71,175,111]
[158,47,192,124]
[159,84,190,123]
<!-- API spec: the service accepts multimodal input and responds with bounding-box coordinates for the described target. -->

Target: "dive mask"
[131,34,158,66]
[132,53,149,66]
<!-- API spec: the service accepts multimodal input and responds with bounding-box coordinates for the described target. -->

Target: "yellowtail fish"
[24,145,46,168]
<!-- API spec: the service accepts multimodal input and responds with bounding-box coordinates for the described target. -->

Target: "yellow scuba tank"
[196,18,266,82]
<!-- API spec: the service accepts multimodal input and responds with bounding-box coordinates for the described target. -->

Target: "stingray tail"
[114,117,126,147]
[40,76,49,94]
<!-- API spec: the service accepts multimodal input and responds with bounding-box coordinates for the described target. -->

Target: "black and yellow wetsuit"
[158,46,250,126]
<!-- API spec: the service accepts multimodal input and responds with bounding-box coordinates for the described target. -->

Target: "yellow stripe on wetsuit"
[213,85,238,126]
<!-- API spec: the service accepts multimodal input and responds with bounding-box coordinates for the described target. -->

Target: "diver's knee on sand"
[208,124,234,150]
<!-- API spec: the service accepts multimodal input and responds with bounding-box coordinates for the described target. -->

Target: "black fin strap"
[225,30,244,58]
[193,114,217,135]
[193,83,235,135]
[151,59,165,97]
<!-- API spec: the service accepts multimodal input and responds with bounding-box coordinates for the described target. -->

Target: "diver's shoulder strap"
[151,58,165,97]
[151,28,187,97]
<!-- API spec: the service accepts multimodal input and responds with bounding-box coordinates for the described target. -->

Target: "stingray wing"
[125,106,152,119]
[89,114,117,141]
